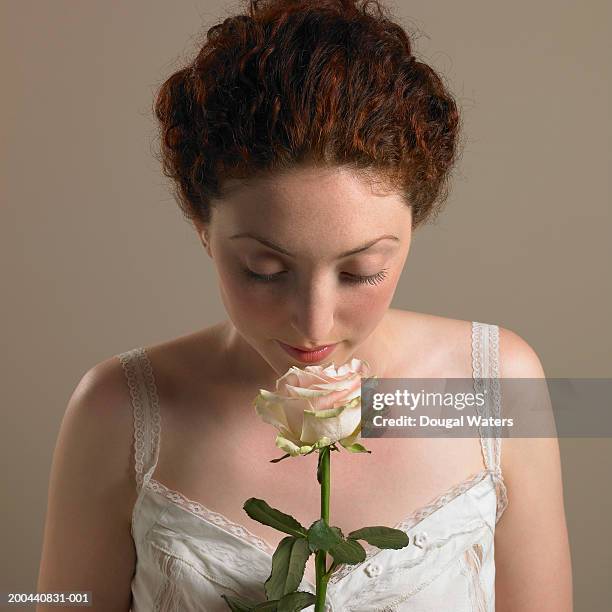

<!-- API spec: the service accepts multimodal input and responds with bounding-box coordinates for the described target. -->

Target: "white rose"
[253,358,372,456]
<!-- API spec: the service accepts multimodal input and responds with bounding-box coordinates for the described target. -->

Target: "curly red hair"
[154,0,462,229]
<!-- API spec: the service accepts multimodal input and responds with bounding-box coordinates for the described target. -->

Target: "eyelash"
[243,268,390,286]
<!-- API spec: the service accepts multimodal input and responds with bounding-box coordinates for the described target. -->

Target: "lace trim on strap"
[486,325,508,524]
[471,322,508,524]
[117,347,162,492]
[147,478,276,556]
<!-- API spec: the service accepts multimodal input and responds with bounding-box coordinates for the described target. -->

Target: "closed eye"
[242,268,389,286]
[342,269,389,286]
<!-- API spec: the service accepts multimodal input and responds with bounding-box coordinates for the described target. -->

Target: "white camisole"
[118,320,508,611]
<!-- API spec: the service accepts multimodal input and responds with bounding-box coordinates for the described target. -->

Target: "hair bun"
[154,0,461,229]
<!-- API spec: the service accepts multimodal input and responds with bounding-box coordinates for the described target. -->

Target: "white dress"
[118,321,508,611]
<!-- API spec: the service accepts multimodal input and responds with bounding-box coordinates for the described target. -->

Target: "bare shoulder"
[60,354,139,519]
[392,311,547,379]
[495,325,551,477]
[493,325,573,610]
[498,325,546,378]
[37,354,139,609]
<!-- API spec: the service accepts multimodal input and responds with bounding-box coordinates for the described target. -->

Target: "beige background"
[2,0,610,608]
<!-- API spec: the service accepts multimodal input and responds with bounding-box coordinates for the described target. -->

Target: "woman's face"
[198,166,412,377]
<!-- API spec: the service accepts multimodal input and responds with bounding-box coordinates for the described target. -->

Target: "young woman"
[37,0,572,610]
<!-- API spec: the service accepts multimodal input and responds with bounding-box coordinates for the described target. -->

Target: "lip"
[277,341,338,363]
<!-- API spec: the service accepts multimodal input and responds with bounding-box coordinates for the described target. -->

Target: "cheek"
[216,264,279,327]
[341,284,395,327]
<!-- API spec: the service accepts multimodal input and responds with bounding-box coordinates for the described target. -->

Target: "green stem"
[314,445,331,611]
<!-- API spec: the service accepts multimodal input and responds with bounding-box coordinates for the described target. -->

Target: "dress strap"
[117,347,162,494]
[471,321,508,523]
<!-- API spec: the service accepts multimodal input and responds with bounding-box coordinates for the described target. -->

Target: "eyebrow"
[228,232,400,258]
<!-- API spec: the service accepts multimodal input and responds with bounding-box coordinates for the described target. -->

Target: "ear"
[195,222,213,259]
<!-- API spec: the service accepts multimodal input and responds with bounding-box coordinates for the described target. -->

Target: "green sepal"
[275,435,333,458]
[338,422,370,454]
[270,453,292,463]
[340,442,371,453]
[316,445,330,484]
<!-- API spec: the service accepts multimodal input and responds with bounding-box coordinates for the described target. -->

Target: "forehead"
[213,166,410,239]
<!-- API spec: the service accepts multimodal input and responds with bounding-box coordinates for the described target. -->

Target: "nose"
[289,272,336,345]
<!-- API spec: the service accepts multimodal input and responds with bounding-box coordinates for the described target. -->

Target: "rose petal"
[282,384,330,398]
[257,358,372,448]
[309,373,362,393]
[277,396,311,439]
[339,421,362,448]
[308,386,355,411]
[275,434,303,456]
[300,401,362,444]
[253,390,290,431]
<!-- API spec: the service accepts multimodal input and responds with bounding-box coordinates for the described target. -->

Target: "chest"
[152,383,486,584]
